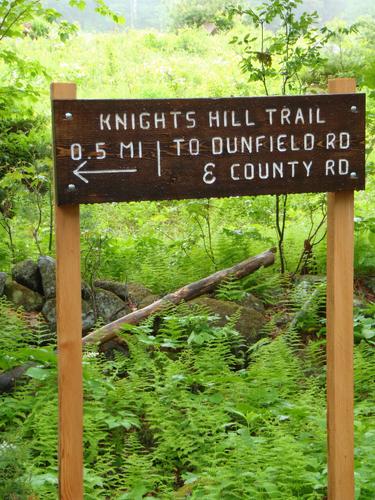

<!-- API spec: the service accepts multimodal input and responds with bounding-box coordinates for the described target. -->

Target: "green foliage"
[354,302,375,345]
[354,215,375,275]
[228,0,338,95]
[0,436,31,499]
[0,300,374,498]
[168,0,237,29]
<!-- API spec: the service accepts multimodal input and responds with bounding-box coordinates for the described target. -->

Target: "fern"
[1,300,374,498]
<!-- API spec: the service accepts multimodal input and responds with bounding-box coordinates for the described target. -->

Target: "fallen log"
[0,362,35,394]
[83,247,276,346]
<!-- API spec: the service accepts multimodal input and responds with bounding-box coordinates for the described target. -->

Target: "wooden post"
[327,78,356,500]
[51,83,84,500]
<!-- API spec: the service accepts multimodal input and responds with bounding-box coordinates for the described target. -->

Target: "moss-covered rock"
[94,280,129,301]
[93,288,131,323]
[0,272,7,296]
[42,298,95,333]
[4,281,44,312]
[191,296,266,344]
[237,293,265,313]
[127,283,158,306]
[38,256,56,299]
[139,293,160,308]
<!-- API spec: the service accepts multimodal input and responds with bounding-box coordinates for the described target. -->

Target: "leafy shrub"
[168,0,236,29]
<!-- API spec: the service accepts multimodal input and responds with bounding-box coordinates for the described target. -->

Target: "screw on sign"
[51,80,365,500]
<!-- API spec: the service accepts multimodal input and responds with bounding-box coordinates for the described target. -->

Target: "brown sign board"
[52,94,365,205]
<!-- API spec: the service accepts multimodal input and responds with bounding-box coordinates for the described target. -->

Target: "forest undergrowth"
[0,284,374,499]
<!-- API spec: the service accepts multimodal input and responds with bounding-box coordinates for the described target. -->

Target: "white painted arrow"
[73,161,138,184]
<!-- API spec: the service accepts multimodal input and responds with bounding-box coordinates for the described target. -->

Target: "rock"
[99,339,129,360]
[82,301,96,332]
[38,256,56,299]
[127,283,157,306]
[38,256,90,301]
[42,298,95,333]
[93,288,131,323]
[0,272,7,296]
[139,294,160,308]
[12,259,42,293]
[191,296,266,344]
[94,280,129,301]
[4,281,44,312]
[81,282,92,301]
[238,293,265,313]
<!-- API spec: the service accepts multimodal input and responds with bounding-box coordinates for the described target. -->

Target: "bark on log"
[83,247,276,346]
[0,362,35,394]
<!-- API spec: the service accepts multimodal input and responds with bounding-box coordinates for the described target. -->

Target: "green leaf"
[25,366,49,380]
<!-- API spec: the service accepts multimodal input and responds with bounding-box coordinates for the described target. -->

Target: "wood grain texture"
[52,83,84,500]
[82,247,276,345]
[52,94,365,205]
[326,78,356,500]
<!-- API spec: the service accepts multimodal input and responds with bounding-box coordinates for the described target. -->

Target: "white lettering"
[212,137,223,155]
[259,163,269,179]
[277,134,287,152]
[273,162,283,178]
[287,161,298,178]
[244,163,254,180]
[241,136,252,154]
[203,163,216,184]
[326,133,336,149]
[339,159,349,175]
[245,110,255,127]
[115,113,127,130]
[95,142,106,159]
[209,111,220,127]
[227,137,238,154]
[173,138,184,156]
[186,111,196,129]
[189,138,200,156]
[231,163,240,180]
[231,111,241,127]
[295,108,305,124]
[303,161,313,176]
[256,135,265,153]
[99,114,111,130]
[326,159,335,175]
[139,113,151,130]
[281,108,291,125]
[154,113,166,129]
[316,107,325,124]
[340,132,350,149]
[70,143,82,161]
[170,111,181,129]
[304,133,315,151]
[265,108,277,125]
[290,135,300,151]
[120,142,134,159]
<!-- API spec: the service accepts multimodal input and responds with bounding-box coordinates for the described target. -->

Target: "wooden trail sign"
[52,94,365,205]
[51,79,364,500]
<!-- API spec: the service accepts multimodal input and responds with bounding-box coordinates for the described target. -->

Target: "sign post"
[326,78,356,500]
[51,79,364,499]
[51,83,83,500]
